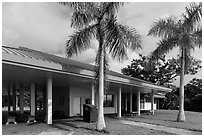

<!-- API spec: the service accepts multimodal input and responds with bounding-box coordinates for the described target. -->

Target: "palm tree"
[61,2,141,130]
[148,2,202,122]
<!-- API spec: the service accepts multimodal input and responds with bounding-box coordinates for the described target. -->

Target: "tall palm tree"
[61,2,141,130]
[148,2,202,122]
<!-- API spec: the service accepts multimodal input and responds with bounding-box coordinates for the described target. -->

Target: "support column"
[151,90,154,114]
[137,90,140,115]
[91,82,95,105]
[95,89,99,107]
[30,83,36,116]
[19,88,24,113]
[12,84,16,112]
[117,86,121,118]
[130,93,132,113]
[8,85,11,112]
[125,94,128,112]
[46,75,52,124]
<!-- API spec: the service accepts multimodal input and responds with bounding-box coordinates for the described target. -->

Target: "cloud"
[2,2,201,85]
[2,27,20,45]
[2,2,72,54]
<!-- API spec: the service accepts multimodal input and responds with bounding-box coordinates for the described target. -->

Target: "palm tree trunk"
[96,28,106,130]
[177,48,186,122]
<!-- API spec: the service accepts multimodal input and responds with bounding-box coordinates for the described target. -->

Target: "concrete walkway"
[120,120,201,135]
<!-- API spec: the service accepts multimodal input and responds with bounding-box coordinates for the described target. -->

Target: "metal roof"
[2,45,172,92]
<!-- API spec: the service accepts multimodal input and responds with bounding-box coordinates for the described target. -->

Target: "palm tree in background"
[61,2,141,130]
[148,2,202,122]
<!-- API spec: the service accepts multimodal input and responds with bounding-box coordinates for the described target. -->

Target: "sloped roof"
[2,45,172,92]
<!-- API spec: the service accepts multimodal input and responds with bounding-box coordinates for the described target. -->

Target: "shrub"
[2,112,8,124]
[35,111,46,122]
[15,114,28,123]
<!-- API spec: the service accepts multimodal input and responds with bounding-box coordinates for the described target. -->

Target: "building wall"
[104,90,117,114]
[53,88,69,116]
[69,86,91,116]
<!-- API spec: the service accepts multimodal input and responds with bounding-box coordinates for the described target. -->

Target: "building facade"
[2,46,171,124]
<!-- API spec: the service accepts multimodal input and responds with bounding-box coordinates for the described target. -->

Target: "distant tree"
[148,2,202,122]
[122,55,201,110]
[163,86,179,110]
[121,54,201,87]
[184,78,202,112]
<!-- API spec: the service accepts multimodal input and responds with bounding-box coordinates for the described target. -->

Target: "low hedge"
[2,111,8,124]
[9,112,28,123]
[35,111,46,122]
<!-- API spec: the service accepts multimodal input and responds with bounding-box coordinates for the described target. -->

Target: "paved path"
[39,130,73,135]
[120,120,201,135]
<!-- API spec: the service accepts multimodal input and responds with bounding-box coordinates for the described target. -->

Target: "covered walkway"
[2,45,171,125]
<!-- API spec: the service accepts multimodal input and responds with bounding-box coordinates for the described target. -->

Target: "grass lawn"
[60,116,173,135]
[2,110,201,135]
[122,110,202,132]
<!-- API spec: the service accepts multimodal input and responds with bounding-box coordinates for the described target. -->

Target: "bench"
[6,116,17,125]
[27,115,36,123]
[124,112,138,117]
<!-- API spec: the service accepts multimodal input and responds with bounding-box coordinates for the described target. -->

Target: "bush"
[35,111,46,122]
[15,114,28,123]
[2,112,8,124]
[8,111,28,123]
[190,94,202,112]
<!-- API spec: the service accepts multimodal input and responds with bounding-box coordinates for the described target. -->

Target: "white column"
[12,84,16,111]
[91,82,95,105]
[125,94,128,112]
[117,86,121,118]
[30,83,36,116]
[46,75,52,124]
[151,90,154,114]
[95,89,99,107]
[19,88,24,113]
[130,93,132,113]
[137,90,140,115]
[8,85,11,112]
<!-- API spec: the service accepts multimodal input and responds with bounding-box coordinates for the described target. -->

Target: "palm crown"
[62,2,141,60]
[148,2,202,71]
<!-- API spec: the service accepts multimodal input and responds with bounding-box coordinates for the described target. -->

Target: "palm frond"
[148,17,181,39]
[61,2,99,29]
[151,37,179,61]
[190,28,202,48]
[182,2,202,31]
[61,2,97,12]
[66,24,98,57]
[71,11,97,29]
[100,2,125,20]
[103,17,141,61]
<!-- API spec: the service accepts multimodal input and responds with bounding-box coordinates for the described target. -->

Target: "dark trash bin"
[83,104,98,123]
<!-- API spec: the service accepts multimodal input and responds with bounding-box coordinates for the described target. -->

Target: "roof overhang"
[2,48,172,93]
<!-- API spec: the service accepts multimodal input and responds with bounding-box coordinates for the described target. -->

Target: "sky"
[2,2,202,87]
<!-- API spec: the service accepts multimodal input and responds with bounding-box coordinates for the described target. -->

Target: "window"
[104,94,114,107]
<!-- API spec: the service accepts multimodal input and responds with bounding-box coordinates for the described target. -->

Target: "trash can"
[83,104,98,123]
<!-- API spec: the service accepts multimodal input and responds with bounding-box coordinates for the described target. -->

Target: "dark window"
[104,94,114,107]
